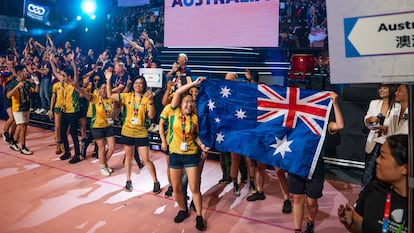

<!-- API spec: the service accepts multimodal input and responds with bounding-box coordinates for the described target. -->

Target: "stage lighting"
[58,29,62,33]
[90,14,96,20]
[81,0,96,15]
[77,16,82,21]
[84,27,89,32]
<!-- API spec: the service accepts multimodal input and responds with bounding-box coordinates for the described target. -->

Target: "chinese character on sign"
[396,35,411,48]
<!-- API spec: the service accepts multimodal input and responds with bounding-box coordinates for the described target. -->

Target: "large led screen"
[164,0,280,47]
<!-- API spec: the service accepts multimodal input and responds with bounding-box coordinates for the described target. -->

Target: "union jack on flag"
[197,79,333,178]
[257,84,331,135]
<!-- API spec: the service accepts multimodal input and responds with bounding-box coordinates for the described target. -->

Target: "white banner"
[326,0,414,83]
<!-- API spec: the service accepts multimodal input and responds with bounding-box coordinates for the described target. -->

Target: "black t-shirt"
[355,181,408,233]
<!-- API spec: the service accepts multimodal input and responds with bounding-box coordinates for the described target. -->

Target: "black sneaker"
[249,182,257,193]
[60,152,71,160]
[92,152,98,158]
[69,156,82,164]
[196,215,206,231]
[246,191,266,201]
[81,141,87,158]
[153,181,161,194]
[165,185,173,197]
[282,199,292,214]
[233,183,241,196]
[173,210,189,223]
[304,221,314,233]
[125,180,133,192]
[137,161,144,169]
[2,132,10,144]
[218,178,232,184]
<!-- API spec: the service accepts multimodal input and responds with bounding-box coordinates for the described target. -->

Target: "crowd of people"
[279,0,328,48]
[0,31,410,233]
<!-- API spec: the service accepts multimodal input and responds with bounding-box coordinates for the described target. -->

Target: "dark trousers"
[60,112,80,156]
[361,142,381,191]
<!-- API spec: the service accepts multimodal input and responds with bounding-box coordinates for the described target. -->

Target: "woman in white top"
[361,84,397,190]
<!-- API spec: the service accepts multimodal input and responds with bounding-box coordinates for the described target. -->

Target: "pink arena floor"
[0,120,360,233]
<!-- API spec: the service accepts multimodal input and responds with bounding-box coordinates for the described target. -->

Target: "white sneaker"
[35,108,42,114]
[10,143,20,152]
[151,124,159,133]
[20,146,33,155]
[148,123,155,132]
[106,166,113,173]
[100,167,111,176]
[39,109,47,115]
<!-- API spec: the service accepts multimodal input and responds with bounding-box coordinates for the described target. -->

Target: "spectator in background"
[36,52,52,115]
[120,32,157,68]
[361,84,397,191]
[166,53,192,92]
[338,134,408,233]
[295,21,310,48]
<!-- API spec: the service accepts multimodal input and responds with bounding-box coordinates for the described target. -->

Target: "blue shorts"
[91,127,114,139]
[119,135,149,146]
[169,153,200,169]
[287,173,324,199]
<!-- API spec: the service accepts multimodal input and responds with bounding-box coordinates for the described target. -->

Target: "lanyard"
[181,114,192,141]
[133,94,143,116]
[99,96,110,116]
[382,190,406,233]
[382,191,391,233]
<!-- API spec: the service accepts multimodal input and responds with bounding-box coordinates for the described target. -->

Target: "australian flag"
[197,79,333,178]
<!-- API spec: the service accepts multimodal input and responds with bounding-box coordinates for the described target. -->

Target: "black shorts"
[287,173,324,199]
[119,135,149,146]
[91,126,114,139]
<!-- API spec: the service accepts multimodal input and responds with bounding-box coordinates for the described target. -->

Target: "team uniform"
[51,81,64,113]
[118,92,151,146]
[59,81,82,161]
[89,92,114,139]
[163,105,199,169]
[7,79,36,124]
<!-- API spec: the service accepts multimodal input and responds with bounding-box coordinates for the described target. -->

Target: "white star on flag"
[215,117,221,123]
[235,109,247,119]
[220,86,231,98]
[270,135,293,159]
[216,132,225,143]
[207,99,216,111]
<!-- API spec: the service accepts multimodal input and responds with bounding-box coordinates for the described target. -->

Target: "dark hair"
[386,134,408,166]
[96,81,106,89]
[62,66,74,78]
[378,84,398,111]
[131,76,147,92]
[14,65,25,73]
